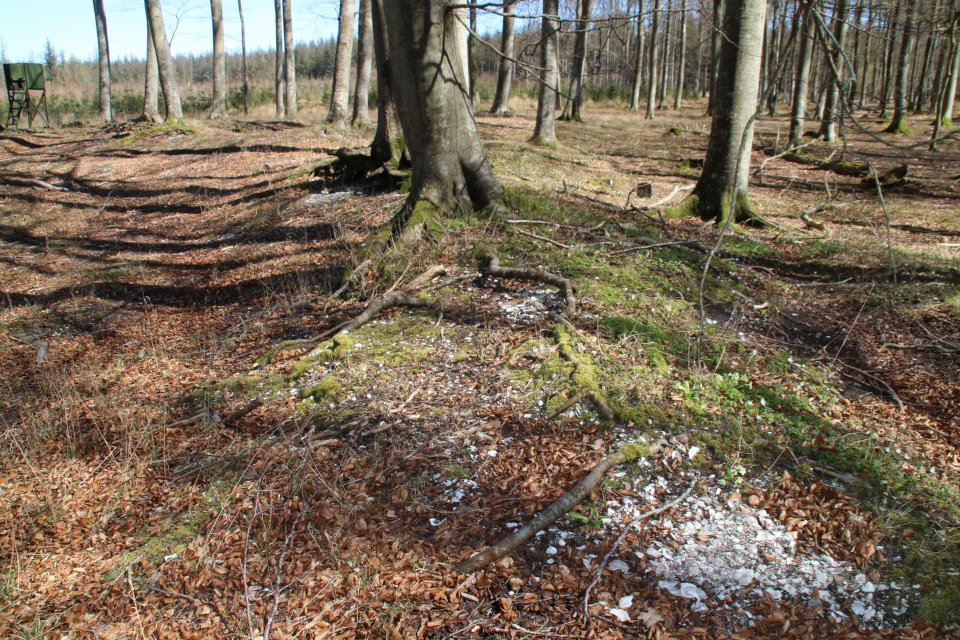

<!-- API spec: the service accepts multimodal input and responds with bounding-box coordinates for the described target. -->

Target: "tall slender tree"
[93,0,112,122]
[885,0,919,132]
[283,0,297,118]
[209,0,228,119]
[789,4,814,147]
[561,0,595,121]
[670,0,767,223]
[145,0,183,122]
[940,10,960,126]
[673,0,688,109]
[328,0,355,124]
[819,0,850,141]
[531,0,561,145]
[646,0,661,118]
[142,14,162,123]
[707,0,723,113]
[491,1,517,114]
[630,0,647,111]
[352,0,374,125]
[274,0,285,117]
[238,0,249,116]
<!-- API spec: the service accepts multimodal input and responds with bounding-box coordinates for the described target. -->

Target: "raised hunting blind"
[4,63,50,129]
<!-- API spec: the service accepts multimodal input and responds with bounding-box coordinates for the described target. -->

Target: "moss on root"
[528,134,559,149]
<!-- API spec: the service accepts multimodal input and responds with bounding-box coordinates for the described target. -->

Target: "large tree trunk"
[707,0,723,114]
[283,0,297,118]
[630,0,646,111]
[469,0,479,107]
[209,0,229,119]
[239,0,249,116]
[884,0,919,132]
[145,0,184,122]
[490,1,517,114]
[531,0,561,145]
[788,5,814,148]
[370,0,402,163]
[818,0,850,141]
[275,0,285,117]
[143,14,162,123]
[352,0,374,125]
[93,0,112,122]
[673,0,687,110]
[328,0,355,125]
[646,0,661,118]
[670,0,767,224]
[560,0,595,121]
[379,0,503,231]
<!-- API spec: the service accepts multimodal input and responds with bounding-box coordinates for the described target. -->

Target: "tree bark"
[673,0,687,109]
[145,0,183,122]
[469,0,479,107]
[283,0,297,118]
[658,0,671,110]
[491,1,517,114]
[670,0,767,224]
[532,0,561,145]
[328,0,355,124]
[370,0,402,163]
[275,0,285,117]
[646,0,661,118]
[630,0,647,111]
[561,0,595,121]
[352,0,374,125]
[379,0,503,227]
[818,0,850,141]
[93,0,112,122]
[239,0,249,116]
[942,19,960,126]
[789,5,814,148]
[707,0,723,114]
[143,13,162,123]
[884,0,919,132]
[209,0,229,119]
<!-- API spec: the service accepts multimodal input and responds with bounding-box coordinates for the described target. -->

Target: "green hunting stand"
[4,63,50,129]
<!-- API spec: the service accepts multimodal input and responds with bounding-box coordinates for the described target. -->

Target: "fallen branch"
[223,398,263,426]
[543,389,588,420]
[582,478,698,623]
[34,179,69,192]
[801,210,825,230]
[514,228,575,250]
[633,184,694,211]
[838,364,904,412]
[455,451,626,574]
[407,264,448,291]
[485,254,577,318]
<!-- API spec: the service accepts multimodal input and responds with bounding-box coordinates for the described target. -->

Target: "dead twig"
[485,254,577,319]
[514,228,575,250]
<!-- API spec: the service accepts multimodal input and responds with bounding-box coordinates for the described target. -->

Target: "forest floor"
[1,100,959,640]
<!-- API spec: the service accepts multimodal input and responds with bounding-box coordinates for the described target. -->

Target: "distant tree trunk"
[630,1,647,111]
[818,0,850,141]
[283,0,297,118]
[941,19,960,126]
[884,0,918,132]
[274,0,284,116]
[93,0,112,122]
[789,5,813,147]
[209,0,228,119]
[646,0,661,118]
[491,0,517,114]
[352,0,374,125]
[658,0,671,109]
[239,0,249,116]
[531,0,560,146]
[379,0,503,231]
[370,0,402,163]
[913,9,936,114]
[561,0,595,121]
[145,0,183,122]
[670,0,767,224]
[707,0,723,113]
[327,0,355,124]
[859,3,871,106]
[143,14,162,122]
[879,0,900,118]
[673,0,687,109]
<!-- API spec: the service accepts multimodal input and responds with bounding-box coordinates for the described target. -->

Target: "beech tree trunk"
[143,14,162,122]
[378,0,503,230]
[561,0,594,121]
[239,0,249,116]
[630,1,647,111]
[673,0,687,109]
[818,0,850,141]
[209,0,228,119]
[283,0,296,118]
[352,0,374,125]
[275,0,285,116]
[490,1,517,114]
[370,0,401,163]
[93,0,112,122]
[469,0,479,107]
[658,1,671,110]
[942,23,960,126]
[646,0,661,118]
[145,0,183,122]
[789,5,814,148]
[531,0,561,145]
[885,0,919,132]
[707,0,723,113]
[671,0,767,224]
[328,0,355,124]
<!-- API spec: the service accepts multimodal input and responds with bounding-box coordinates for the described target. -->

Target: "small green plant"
[568,505,603,529]
[719,462,747,489]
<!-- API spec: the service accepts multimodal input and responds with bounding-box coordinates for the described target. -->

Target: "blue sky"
[0,1,345,63]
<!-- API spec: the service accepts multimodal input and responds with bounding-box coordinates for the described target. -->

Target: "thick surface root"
[485,254,577,318]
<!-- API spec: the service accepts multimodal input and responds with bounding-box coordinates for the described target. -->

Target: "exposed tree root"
[484,254,577,319]
[455,451,626,574]
[554,324,615,420]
